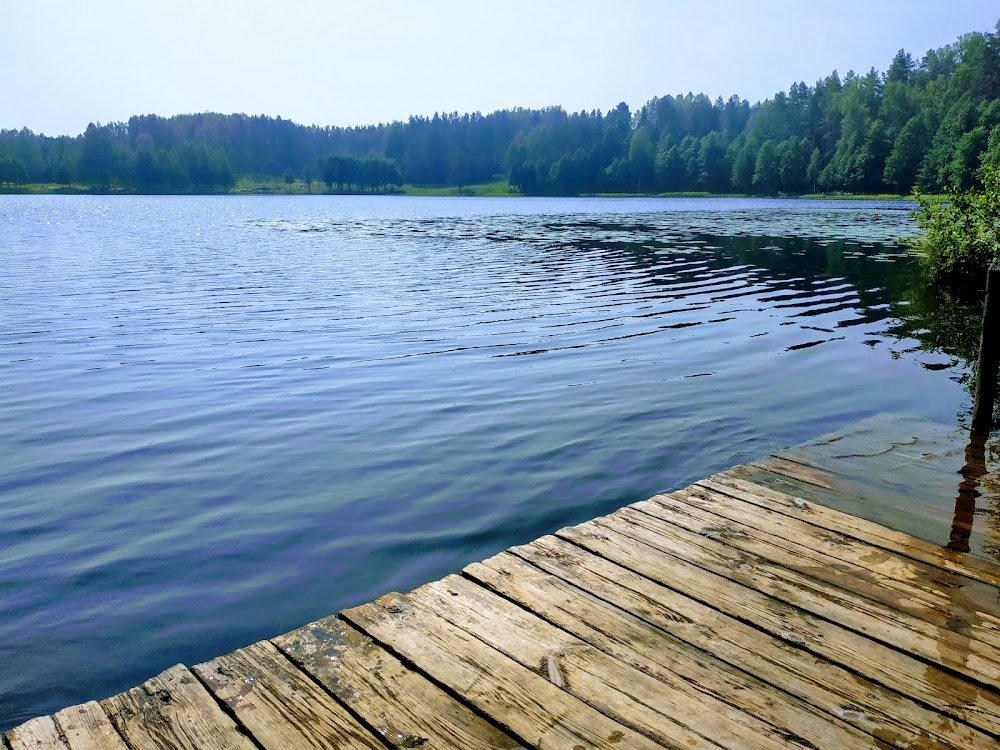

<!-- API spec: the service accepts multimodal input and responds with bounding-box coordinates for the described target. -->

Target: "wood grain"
[342,592,671,750]
[193,640,384,750]
[273,616,526,750]
[495,538,997,749]
[461,553,893,749]
[410,574,824,749]
[5,716,67,750]
[554,522,1000,738]
[593,505,1000,686]
[636,487,1000,645]
[54,702,129,750]
[663,483,1000,619]
[702,470,1000,588]
[101,664,255,750]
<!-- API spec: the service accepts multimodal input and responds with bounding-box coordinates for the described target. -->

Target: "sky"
[1,0,997,137]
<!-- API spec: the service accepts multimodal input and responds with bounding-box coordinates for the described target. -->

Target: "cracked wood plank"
[554,522,1000,738]
[54,702,129,750]
[635,488,1000,646]
[342,592,670,750]
[700,471,1000,589]
[460,554,888,749]
[591,507,1000,687]
[410,574,819,749]
[5,717,67,750]
[193,640,385,750]
[273,616,526,750]
[100,664,255,750]
[486,539,996,749]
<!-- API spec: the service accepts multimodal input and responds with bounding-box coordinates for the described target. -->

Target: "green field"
[400,181,513,197]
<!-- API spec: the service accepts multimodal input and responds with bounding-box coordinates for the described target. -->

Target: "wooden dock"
[7,414,1000,749]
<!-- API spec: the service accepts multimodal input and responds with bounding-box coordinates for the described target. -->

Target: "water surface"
[0,195,991,728]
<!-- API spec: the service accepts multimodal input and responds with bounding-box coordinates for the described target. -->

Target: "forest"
[1,22,998,196]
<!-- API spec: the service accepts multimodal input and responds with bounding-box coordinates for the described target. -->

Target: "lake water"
[0,195,986,728]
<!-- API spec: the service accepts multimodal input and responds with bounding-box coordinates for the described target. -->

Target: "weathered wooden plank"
[785,414,960,464]
[770,429,998,554]
[753,455,838,489]
[495,539,997,749]
[734,460,963,544]
[273,618,526,750]
[635,488,1000,646]
[411,574,821,749]
[754,449,975,524]
[100,664,255,750]
[795,419,961,459]
[701,471,1000,588]
[665,483,1000,618]
[193,640,384,750]
[595,506,1000,687]
[5,716,67,750]
[461,554,893,749]
[772,448,975,522]
[666,482,982,590]
[552,524,1000,738]
[53,702,129,750]
[779,450,954,487]
[781,436,942,470]
[342,592,676,750]
[755,453,958,522]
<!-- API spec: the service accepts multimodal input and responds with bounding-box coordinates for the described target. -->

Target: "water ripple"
[0,195,978,730]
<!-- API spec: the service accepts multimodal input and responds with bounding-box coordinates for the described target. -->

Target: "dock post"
[948,430,987,552]
[971,258,1000,431]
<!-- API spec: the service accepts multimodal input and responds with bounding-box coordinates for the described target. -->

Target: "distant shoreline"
[1,182,921,202]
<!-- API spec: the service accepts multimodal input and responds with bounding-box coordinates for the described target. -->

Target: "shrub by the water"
[909,166,1000,291]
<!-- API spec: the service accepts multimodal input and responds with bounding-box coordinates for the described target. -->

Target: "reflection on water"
[954,430,1000,559]
[252,206,974,373]
[0,195,996,728]
[951,432,988,553]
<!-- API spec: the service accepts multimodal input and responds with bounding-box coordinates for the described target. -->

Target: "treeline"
[509,23,1000,195]
[1,22,998,195]
[0,155,29,187]
[318,154,403,192]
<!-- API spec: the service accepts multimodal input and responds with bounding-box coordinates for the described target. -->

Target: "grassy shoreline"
[3,180,923,201]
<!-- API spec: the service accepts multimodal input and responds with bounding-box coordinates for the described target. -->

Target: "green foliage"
[729,135,756,192]
[985,124,1000,169]
[698,131,730,191]
[0,155,28,186]
[628,126,654,190]
[78,124,114,188]
[752,140,780,193]
[806,147,822,191]
[777,136,810,192]
[883,115,931,191]
[318,153,403,192]
[908,165,1000,289]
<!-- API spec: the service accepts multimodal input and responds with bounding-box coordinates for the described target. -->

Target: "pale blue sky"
[1,0,997,136]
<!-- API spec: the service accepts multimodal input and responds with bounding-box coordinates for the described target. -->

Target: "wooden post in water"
[948,430,987,552]
[972,258,1000,431]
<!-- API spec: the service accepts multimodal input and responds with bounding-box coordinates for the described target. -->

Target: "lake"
[0,195,988,728]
